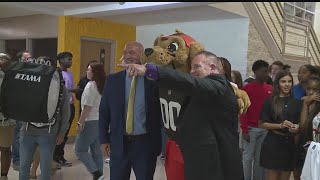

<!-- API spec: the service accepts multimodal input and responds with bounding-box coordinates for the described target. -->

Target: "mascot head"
[141,29,204,72]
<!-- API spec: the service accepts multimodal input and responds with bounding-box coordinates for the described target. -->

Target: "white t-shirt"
[81,81,101,121]
[312,114,320,142]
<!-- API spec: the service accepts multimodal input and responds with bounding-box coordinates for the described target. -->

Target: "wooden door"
[80,39,112,78]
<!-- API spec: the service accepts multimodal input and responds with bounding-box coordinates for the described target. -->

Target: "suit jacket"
[157,67,243,180]
[99,70,162,158]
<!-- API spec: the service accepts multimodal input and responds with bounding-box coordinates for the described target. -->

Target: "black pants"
[180,144,224,180]
[54,103,75,161]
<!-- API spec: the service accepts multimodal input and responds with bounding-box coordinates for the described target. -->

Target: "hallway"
[7,143,167,180]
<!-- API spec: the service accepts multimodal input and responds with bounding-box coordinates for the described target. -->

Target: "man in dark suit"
[120,50,243,180]
[99,41,162,180]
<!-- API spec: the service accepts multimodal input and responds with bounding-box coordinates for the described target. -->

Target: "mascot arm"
[156,66,226,96]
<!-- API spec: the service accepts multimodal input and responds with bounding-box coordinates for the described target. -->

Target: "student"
[231,70,244,89]
[293,65,316,100]
[54,52,76,166]
[298,76,320,180]
[75,60,98,115]
[19,56,70,180]
[0,53,16,180]
[75,62,105,180]
[240,60,272,180]
[259,70,302,180]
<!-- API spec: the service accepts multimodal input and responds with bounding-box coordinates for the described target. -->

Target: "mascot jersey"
[159,87,186,141]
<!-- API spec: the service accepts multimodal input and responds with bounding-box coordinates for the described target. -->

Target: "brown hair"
[272,61,284,68]
[272,70,293,122]
[89,62,106,95]
[231,70,243,88]
[218,57,232,81]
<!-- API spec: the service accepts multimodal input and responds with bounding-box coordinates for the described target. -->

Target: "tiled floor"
[7,143,167,180]
[6,142,296,180]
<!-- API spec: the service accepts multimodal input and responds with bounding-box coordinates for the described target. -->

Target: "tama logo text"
[14,73,41,82]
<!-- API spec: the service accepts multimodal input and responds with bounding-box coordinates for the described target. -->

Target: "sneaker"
[51,161,61,170]
[0,176,8,180]
[105,157,110,164]
[12,162,20,171]
[59,157,72,167]
[93,173,104,180]
[97,175,105,180]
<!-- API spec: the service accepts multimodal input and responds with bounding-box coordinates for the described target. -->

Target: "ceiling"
[102,5,245,26]
[0,2,248,26]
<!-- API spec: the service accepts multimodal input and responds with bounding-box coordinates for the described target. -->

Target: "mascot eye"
[168,42,179,53]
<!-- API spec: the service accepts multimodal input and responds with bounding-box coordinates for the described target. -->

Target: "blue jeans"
[75,121,103,174]
[19,133,56,180]
[243,127,267,180]
[12,121,22,164]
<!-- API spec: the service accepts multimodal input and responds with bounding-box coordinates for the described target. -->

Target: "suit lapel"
[119,70,126,126]
[144,77,151,112]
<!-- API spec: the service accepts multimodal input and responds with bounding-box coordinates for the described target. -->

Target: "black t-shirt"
[159,87,187,141]
[260,96,303,135]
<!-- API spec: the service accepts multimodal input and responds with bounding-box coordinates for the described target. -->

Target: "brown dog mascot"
[141,30,203,180]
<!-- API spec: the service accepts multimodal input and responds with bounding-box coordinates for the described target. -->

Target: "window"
[5,39,26,60]
[284,2,316,25]
[31,38,58,60]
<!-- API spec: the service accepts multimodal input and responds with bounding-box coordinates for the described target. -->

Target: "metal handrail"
[269,2,283,27]
[255,1,320,65]
[262,2,283,43]
[309,27,320,57]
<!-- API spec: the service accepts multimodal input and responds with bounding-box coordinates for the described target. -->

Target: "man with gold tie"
[99,41,162,180]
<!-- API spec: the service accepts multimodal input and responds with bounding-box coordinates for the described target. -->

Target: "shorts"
[165,140,184,180]
[0,124,16,147]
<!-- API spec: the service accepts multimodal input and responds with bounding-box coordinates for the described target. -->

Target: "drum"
[0,59,64,126]
[31,69,64,127]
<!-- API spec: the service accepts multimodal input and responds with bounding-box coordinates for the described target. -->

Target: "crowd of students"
[236,60,320,180]
[0,44,320,180]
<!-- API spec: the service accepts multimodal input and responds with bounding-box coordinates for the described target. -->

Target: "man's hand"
[242,133,250,143]
[56,134,64,145]
[118,63,146,77]
[101,143,111,157]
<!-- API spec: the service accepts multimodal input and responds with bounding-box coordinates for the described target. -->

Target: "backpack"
[0,61,64,128]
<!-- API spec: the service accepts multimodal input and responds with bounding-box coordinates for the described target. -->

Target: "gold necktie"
[126,76,136,134]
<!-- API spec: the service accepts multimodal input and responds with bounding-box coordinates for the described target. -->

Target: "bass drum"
[30,69,64,127]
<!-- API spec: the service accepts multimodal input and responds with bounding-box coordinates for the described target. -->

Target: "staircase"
[243,2,320,73]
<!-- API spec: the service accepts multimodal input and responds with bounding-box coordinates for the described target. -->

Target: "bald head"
[122,41,144,64]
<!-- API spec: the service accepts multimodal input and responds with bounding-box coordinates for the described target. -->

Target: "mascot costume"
[141,30,250,180]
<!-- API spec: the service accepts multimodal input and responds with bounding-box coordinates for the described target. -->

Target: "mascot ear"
[153,34,164,46]
[189,42,205,61]
[153,37,159,47]
[175,29,184,34]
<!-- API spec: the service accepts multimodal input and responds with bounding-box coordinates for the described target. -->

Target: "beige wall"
[0,14,58,39]
[246,19,275,77]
